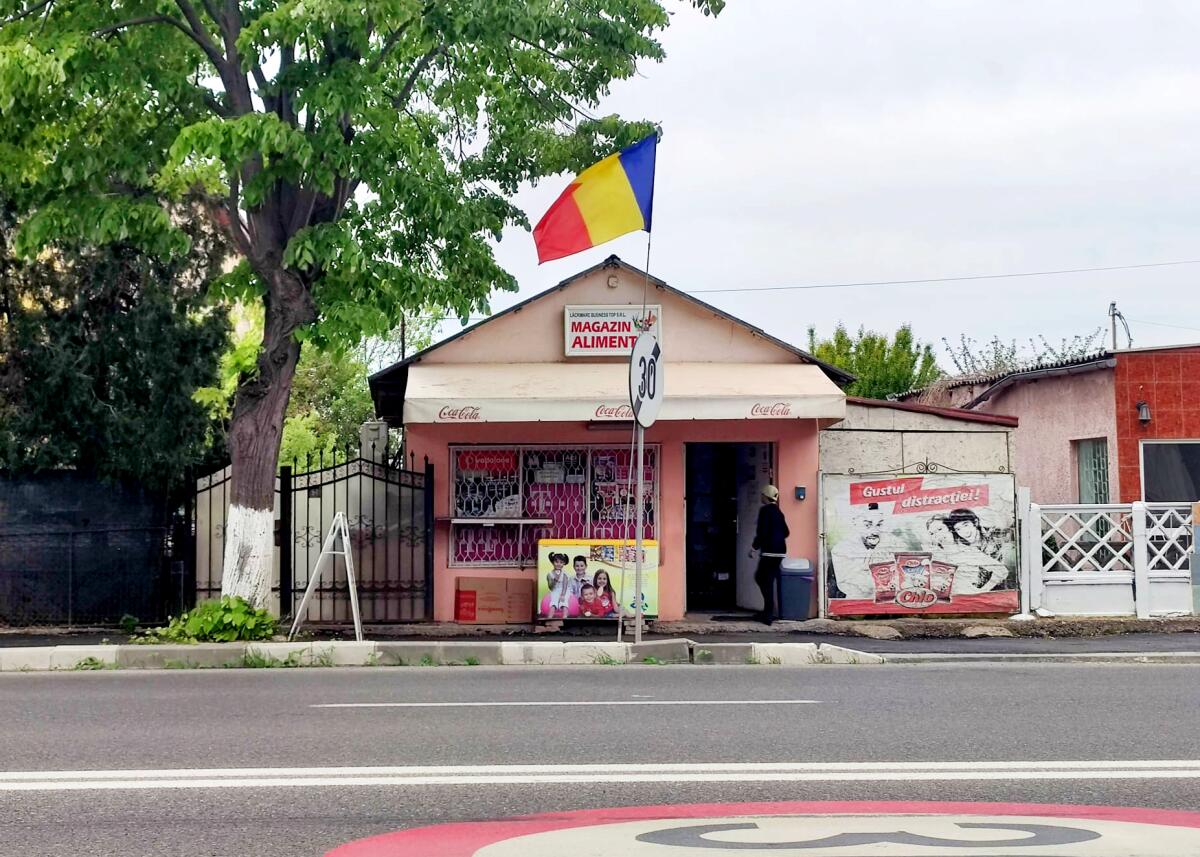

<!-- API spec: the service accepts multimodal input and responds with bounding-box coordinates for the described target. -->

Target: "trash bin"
[779,558,814,620]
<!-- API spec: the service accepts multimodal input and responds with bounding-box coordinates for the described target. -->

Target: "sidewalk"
[5,615,1200,656]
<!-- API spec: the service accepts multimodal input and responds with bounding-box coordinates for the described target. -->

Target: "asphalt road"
[3,664,1200,856]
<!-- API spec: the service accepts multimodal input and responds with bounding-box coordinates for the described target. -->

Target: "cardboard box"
[456,577,534,624]
[505,579,535,623]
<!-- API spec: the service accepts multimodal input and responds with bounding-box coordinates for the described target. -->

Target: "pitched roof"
[847,396,1018,427]
[893,351,1113,401]
[368,254,855,385]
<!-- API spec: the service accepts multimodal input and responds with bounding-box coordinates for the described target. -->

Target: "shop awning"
[402,362,845,423]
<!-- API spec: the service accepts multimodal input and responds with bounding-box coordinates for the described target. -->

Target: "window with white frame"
[449,444,659,567]
[1142,441,1200,502]
[1076,438,1110,504]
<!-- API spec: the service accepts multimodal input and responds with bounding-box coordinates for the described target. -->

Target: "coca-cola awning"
[402,363,845,423]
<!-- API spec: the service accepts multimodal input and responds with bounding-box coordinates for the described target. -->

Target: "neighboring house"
[902,344,1200,505]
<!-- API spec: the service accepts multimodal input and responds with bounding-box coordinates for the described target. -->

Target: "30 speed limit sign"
[328,800,1200,856]
[629,332,663,428]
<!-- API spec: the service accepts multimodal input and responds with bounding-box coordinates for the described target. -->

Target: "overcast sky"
[435,0,1200,364]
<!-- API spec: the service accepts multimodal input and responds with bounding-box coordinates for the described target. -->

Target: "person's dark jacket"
[753,503,790,555]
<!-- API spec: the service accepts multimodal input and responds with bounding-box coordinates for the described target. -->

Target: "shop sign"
[564,305,661,356]
[437,405,482,422]
[822,473,1019,617]
[750,401,793,418]
[537,539,659,620]
[594,404,635,420]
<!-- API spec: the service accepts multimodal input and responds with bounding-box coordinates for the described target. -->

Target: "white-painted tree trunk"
[220,504,275,609]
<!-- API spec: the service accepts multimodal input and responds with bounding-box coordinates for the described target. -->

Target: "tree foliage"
[197,305,438,467]
[0,0,725,529]
[806,324,942,400]
[942,329,1105,377]
[0,198,228,491]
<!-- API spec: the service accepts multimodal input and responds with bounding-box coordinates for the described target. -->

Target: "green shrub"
[135,597,277,644]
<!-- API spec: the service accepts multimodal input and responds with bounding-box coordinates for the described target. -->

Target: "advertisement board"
[537,539,659,620]
[822,473,1018,616]
[564,305,661,357]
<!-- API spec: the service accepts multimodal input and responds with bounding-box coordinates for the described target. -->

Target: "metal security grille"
[450,444,659,567]
[1076,438,1110,504]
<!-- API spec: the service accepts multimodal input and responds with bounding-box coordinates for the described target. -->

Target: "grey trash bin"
[778,558,814,620]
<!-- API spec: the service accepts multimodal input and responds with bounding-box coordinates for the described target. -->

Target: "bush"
[135,597,277,644]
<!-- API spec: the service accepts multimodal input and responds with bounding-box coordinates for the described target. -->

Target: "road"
[2,663,1200,856]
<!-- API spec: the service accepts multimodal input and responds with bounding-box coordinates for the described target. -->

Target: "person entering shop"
[751,484,789,625]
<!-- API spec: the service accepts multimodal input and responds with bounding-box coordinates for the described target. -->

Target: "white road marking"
[5,761,1200,791]
[310,699,823,709]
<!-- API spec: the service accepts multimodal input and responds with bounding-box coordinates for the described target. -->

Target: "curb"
[0,639,888,671]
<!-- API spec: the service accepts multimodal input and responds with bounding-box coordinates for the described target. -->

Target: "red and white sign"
[849,476,989,515]
[750,402,793,418]
[594,404,635,420]
[327,800,1200,856]
[438,405,482,422]
[565,305,661,357]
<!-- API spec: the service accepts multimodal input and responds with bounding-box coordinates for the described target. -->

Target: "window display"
[450,445,658,566]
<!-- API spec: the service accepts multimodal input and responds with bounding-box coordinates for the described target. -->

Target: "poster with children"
[537,539,660,620]
[822,473,1019,616]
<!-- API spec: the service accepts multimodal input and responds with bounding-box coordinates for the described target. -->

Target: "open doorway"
[685,442,774,613]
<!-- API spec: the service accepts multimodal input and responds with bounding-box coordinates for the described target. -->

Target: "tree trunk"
[220,267,314,610]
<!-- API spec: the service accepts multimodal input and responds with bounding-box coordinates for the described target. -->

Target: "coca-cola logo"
[594,404,634,420]
[750,402,792,417]
[439,405,481,421]
[895,588,938,609]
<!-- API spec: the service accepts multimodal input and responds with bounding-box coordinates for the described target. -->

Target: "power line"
[687,258,1200,295]
[411,257,1200,323]
[1126,317,1200,334]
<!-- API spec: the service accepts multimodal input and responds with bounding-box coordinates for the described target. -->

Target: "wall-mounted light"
[1136,401,1152,424]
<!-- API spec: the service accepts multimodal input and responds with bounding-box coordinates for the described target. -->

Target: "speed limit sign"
[629,332,663,428]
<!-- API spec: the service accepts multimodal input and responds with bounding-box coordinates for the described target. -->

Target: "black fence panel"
[0,474,178,626]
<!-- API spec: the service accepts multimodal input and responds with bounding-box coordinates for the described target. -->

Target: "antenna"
[1108,302,1132,350]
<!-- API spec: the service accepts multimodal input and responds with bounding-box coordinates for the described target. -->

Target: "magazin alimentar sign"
[822,473,1019,616]
[564,305,661,356]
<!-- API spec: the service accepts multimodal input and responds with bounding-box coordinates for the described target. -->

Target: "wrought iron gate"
[192,447,433,623]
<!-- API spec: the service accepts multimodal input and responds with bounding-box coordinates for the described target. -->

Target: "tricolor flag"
[532,134,657,264]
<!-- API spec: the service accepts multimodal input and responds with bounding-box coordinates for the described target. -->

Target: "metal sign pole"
[634,424,645,645]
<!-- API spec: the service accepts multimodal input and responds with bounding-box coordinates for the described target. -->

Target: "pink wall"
[407,419,824,621]
[974,370,1117,504]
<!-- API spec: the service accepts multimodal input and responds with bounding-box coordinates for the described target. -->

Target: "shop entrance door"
[685,442,774,613]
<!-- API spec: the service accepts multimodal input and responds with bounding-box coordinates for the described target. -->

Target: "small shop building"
[369,256,851,622]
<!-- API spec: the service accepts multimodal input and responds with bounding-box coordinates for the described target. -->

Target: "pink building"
[369,256,851,622]
[906,344,1200,505]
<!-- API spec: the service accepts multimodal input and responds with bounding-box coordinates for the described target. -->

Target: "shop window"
[449,445,659,567]
[1142,441,1200,502]
[1076,438,1110,504]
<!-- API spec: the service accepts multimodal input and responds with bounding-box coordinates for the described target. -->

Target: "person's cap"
[761,485,780,501]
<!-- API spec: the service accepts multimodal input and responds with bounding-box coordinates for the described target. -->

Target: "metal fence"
[193,444,433,623]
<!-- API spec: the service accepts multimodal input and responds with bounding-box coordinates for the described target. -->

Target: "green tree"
[806,324,942,400]
[942,329,1105,377]
[0,199,228,492]
[198,306,438,467]
[0,0,723,607]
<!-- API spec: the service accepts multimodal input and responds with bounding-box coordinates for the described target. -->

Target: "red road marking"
[325,800,1200,856]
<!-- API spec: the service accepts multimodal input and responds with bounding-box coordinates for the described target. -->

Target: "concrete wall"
[820,403,1015,475]
[406,419,824,622]
[974,371,1117,505]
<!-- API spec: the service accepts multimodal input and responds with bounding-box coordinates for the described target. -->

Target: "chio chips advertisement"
[822,474,1019,616]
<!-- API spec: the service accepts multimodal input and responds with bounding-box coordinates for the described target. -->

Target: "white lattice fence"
[1027,501,1192,617]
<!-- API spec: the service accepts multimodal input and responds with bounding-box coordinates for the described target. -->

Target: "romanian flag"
[533,134,657,263]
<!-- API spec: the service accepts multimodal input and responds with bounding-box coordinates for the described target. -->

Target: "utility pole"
[1108,302,1132,351]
